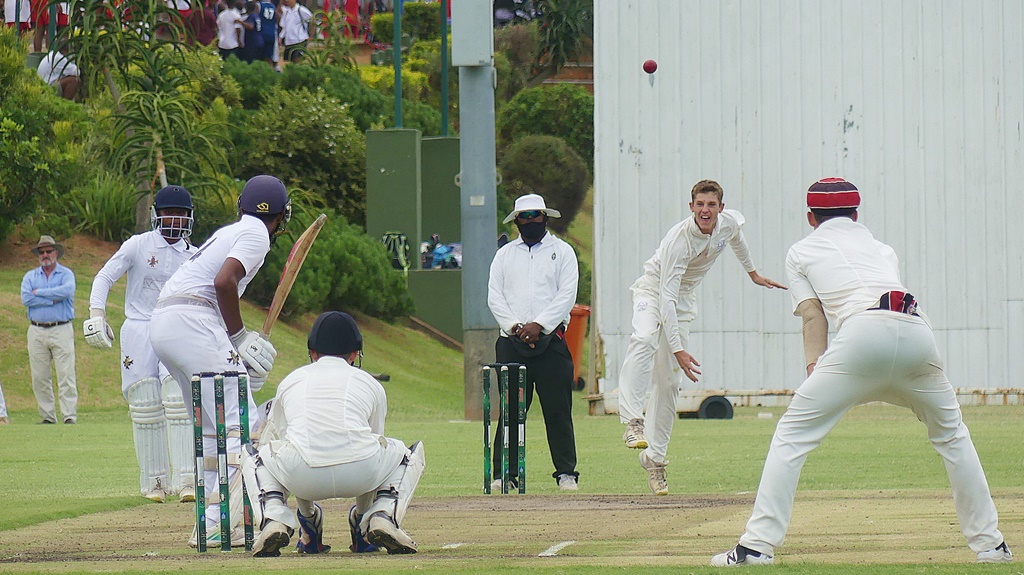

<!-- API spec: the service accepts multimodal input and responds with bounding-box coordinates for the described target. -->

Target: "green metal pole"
[392,0,403,128]
[48,3,56,49]
[440,0,448,135]
[14,0,22,49]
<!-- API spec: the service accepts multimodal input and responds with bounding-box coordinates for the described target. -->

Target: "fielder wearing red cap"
[712,179,1012,566]
[150,175,290,548]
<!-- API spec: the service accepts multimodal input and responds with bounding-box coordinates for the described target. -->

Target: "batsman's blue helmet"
[151,185,194,239]
[238,175,292,242]
[308,311,363,356]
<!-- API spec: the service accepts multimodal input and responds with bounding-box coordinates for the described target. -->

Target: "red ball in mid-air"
[643,59,657,74]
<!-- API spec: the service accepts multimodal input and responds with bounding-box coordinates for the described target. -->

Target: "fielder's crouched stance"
[243,311,424,557]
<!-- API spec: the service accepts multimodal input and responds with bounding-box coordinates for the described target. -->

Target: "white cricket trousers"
[27,323,77,423]
[258,437,409,532]
[618,293,694,462]
[740,311,1004,556]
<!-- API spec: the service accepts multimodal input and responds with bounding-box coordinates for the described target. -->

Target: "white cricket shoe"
[639,450,668,495]
[623,418,648,449]
[187,525,248,548]
[488,477,519,493]
[143,484,166,503]
[977,542,1013,563]
[252,520,292,557]
[366,512,417,554]
[711,545,775,567]
[557,474,578,491]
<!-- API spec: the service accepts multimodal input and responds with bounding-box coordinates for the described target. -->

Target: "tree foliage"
[497,83,594,171]
[500,134,588,233]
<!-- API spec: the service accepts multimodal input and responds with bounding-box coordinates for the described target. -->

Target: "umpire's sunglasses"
[516,210,543,220]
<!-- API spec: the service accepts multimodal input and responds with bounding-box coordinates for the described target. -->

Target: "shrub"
[238,86,367,224]
[279,64,389,132]
[499,135,588,233]
[496,83,594,171]
[391,98,442,136]
[184,48,243,109]
[576,256,592,305]
[402,1,441,40]
[370,12,394,43]
[244,209,414,321]
[494,22,537,103]
[221,57,280,109]
[67,172,139,242]
[358,64,430,102]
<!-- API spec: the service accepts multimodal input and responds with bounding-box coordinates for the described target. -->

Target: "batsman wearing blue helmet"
[150,175,291,548]
[86,185,196,504]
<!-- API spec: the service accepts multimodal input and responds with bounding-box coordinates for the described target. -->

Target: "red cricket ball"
[643,59,657,74]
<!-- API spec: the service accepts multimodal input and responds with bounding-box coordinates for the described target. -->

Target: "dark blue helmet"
[307,311,363,357]
[151,185,194,239]
[238,175,292,242]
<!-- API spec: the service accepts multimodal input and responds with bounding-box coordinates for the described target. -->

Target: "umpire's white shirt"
[268,357,387,467]
[630,209,755,353]
[159,215,269,303]
[785,217,906,331]
[90,230,192,320]
[488,231,579,336]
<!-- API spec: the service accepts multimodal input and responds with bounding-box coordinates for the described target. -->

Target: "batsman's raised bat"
[262,214,328,337]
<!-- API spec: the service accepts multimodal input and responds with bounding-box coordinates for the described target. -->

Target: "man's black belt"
[31,320,70,328]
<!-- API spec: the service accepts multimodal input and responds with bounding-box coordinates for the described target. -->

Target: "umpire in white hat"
[488,193,581,491]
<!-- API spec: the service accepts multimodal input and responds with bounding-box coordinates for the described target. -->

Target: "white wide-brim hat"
[502,193,562,224]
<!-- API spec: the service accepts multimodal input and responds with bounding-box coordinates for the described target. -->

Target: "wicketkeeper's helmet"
[238,175,292,243]
[308,311,363,357]
[151,185,194,239]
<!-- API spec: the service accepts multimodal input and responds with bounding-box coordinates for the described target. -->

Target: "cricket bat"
[261,213,328,337]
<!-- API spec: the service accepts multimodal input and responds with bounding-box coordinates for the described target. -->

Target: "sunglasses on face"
[38,249,55,255]
[517,210,543,221]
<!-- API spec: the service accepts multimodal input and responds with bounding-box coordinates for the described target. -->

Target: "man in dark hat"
[711,178,1012,567]
[242,311,425,557]
[20,235,78,425]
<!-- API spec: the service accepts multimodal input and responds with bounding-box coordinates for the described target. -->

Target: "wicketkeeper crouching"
[243,311,425,557]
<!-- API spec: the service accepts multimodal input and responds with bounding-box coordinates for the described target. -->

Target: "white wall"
[594,0,1024,409]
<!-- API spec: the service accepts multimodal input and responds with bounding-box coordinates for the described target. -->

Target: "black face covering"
[517,220,547,243]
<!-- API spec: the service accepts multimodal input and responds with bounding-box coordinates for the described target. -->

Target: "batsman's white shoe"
[711,544,775,567]
[178,486,196,503]
[188,525,248,548]
[623,418,648,449]
[366,512,417,554]
[143,486,166,503]
[977,541,1013,563]
[252,520,292,557]
[489,477,518,493]
[639,451,668,495]
[557,474,578,491]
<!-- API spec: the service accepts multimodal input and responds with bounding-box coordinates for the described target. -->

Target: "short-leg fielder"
[243,311,424,557]
[619,180,785,495]
[712,178,1012,566]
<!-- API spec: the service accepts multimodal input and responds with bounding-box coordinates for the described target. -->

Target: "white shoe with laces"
[557,474,578,491]
[639,450,668,495]
[711,544,775,567]
[622,418,648,449]
[977,541,1013,563]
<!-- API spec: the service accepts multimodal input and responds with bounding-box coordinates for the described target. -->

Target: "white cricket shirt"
[90,230,193,320]
[488,231,579,335]
[159,215,270,303]
[785,217,906,331]
[630,209,756,353]
[278,3,311,44]
[216,7,242,49]
[36,52,79,85]
[269,356,387,466]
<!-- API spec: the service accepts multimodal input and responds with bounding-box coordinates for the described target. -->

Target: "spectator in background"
[240,0,264,63]
[21,235,78,426]
[31,0,68,52]
[37,44,80,100]
[257,0,278,69]
[216,0,243,60]
[188,0,218,46]
[5,0,32,32]
[278,0,311,62]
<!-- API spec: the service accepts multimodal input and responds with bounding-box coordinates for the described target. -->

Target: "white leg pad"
[127,377,170,494]
[162,375,195,494]
[364,440,425,528]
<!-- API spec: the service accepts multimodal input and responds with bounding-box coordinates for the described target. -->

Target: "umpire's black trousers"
[491,334,578,483]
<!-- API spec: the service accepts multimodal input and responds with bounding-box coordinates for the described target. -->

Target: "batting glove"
[246,368,267,392]
[230,328,277,378]
[83,311,114,350]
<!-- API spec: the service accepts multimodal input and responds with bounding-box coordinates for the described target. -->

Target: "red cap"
[807,178,860,209]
